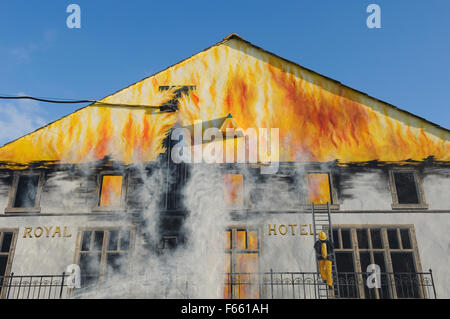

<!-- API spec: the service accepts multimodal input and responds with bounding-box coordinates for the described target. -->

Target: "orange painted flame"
[235,253,259,298]
[0,38,448,167]
[224,174,244,205]
[99,175,123,206]
[307,173,331,204]
[223,229,259,299]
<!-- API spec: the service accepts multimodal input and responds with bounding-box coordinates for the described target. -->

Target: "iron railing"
[224,270,436,299]
[335,271,437,299]
[224,271,320,299]
[0,270,437,299]
[0,273,69,299]
[0,273,101,299]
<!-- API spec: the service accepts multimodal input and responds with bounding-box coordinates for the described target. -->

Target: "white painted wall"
[339,170,392,211]
[0,215,127,276]
[332,212,450,298]
[0,167,449,298]
[340,169,450,211]
[422,169,450,209]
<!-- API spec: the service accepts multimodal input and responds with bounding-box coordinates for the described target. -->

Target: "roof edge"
[221,34,450,134]
[1,33,448,150]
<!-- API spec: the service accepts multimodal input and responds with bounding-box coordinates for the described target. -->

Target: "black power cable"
[0,95,172,110]
[0,95,95,104]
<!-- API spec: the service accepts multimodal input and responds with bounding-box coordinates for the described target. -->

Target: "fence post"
[270,269,274,299]
[429,269,437,299]
[6,272,14,299]
[291,273,295,299]
[60,272,66,299]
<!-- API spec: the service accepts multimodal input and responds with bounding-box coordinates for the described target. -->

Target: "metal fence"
[0,273,102,299]
[224,270,436,299]
[224,271,321,299]
[0,270,437,299]
[335,271,437,299]
[0,273,69,299]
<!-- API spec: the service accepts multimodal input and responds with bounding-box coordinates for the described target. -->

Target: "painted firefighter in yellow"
[314,231,334,287]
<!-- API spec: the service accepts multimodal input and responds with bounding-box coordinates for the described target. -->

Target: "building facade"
[0,34,449,299]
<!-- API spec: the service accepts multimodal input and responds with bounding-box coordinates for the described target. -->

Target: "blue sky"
[0,0,449,146]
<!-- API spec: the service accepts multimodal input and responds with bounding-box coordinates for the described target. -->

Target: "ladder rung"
[312,202,336,299]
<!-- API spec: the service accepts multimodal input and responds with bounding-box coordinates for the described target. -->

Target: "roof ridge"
[0,33,448,150]
[223,33,244,41]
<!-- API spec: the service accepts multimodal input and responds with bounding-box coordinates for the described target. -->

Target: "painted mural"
[0,35,449,168]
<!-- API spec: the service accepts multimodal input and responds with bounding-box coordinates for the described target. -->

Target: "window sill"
[391,204,429,210]
[4,207,41,214]
[238,204,341,212]
[91,206,127,213]
[301,204,340,211]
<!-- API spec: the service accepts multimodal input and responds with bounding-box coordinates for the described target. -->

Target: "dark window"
[1,232,13,253]
[370,229,383,249]
[108,230,119,251]
[373,252,387,272]
[393,172,420,204]
[79,253,101,287]
[93,231,104,251]
[332,229,340,249]
[373,252,391,299]
[335,252,358,298]
[391,252,419,298]
[0,231,16,288]
[387,229,400,249]
[391,252,416,273]
[14,175,39,208]
[120,230,131,250]
[359,251,371,272]
[357,229,369,249]
[77,229,132,289]
[400,229,412,249]
[359,251,374,299]
[81,231,92,251]
[333,226,421,299]
[165,161,188,210]
[105,230,130,277]
[335,252,355,273]
[105,253,126,277]
[0,256,8,280]
[341,229,352,249]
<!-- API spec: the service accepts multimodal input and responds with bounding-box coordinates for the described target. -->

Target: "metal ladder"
[311,202,340,299]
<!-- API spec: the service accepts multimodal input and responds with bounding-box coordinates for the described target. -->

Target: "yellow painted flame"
[307,173,331,204]
[224,174,244,205]
[99,175,123,206]
[0,38,449,167]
